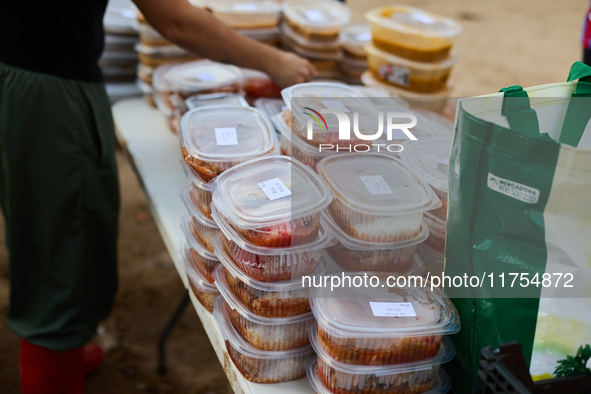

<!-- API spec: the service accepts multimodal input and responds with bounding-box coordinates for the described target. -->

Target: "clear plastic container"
[185,92,249,110]
[317,153,441,243]
[181,211,220,254]
[166,60,243,98]
[214,277,315,351]
[180,105,276,182]
[365,6,462,62]
[273,111,340,172]
[417,243,444,278]
[254,98,286,121]
[152,63,179,117]
[181,161,213,218]
[241,68,282,99]
[422,212,446,254]
[310,273,460,365]
[400,136,452,220]
[213,245,330,317]
[281,82,380,146]
[341,24,372,59]
[138,52,200,68]
[361,71,452,114]
[182,245,220,312]
[281,34,342,62]
[281,22,343,53]
[283,0,351,42]
[209,1,281,28]
[306,356,452,394]
[213,296,315,382]
[323,210,428,273]
[210,155,332,247]
[365,43,457,93]
[311,325,454,394]
[337,59,367,81]
[212,214,333,281]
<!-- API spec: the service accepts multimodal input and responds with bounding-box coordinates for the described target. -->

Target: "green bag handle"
[499,85,541,138]
[559,61,591,147]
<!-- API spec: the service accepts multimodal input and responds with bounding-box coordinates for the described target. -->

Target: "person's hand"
[267,51,317,88]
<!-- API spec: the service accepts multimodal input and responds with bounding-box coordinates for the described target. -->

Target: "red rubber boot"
[83,344,104,375]
[19,339,84,394]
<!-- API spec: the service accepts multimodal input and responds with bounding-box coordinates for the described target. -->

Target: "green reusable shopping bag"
[445,62,591,393]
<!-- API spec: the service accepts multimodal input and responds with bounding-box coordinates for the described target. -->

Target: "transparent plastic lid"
[326,249,426,277]
[181,183,218,228]
[340,24,372,57]
[349,85,392,99]
[361,71,454,98]
[414,110,454,136]
[366,6,462,38]
[211,206,336,256]
[281,82,380,130]
[310,325,455,374]
[400,136,452,192]
[213,264,316,325]
[254,98,286,120]
[209,0,281,15]
[185,92,249,110]
[134,43,189,57]
[423,211,446,234]
[180,213,219,260]
[306,357,452,394]
[181,160,210,191]
[181,244,218,292]
[281,22,344,50]
[152,63,178,93]
[321,210,429,250]
[180,105,276,162]
[283,0,350,31]
[272,112,335,159]
[210,156,332,228]
[417,243,445,262]
[310,272,460,338]
[365,43,459,70]
[317,153,441,216]
[166,60,242,93]
[213,296,316,359]
[213,233,332,291]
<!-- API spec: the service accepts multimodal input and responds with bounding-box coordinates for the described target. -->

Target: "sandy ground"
[0,0,588,393]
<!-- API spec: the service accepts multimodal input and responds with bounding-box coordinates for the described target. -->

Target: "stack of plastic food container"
[400,136,452,276]
[362,6,461,112]
[279,82,380,152]
[208,0,281,47]
[208,155,335,383]
[182,244,220,312]
[307,273,459,394]
[281,0,351,79]
[337,24,372,84]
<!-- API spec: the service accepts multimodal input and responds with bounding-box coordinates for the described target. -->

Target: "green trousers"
[0,61,119,351]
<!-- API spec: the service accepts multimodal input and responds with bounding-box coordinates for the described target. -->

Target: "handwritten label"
[361,175,393,195]
[258,178,291,200]
[215,127,238,145]
[305,10,325,23]
[196,72,216,82]
[321,100,350,113]
[370,302,417,317]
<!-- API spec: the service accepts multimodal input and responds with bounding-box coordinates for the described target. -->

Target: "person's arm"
[133,0,316,87]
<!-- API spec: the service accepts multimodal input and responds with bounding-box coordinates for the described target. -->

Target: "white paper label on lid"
[382,66,410,88]
[409,11,437,25]
[258,178,291,200]
[215,127,238,146]
[196,72,217,82]
[354,32,372,42]
[121,9,136,18]
[370,302,417,317]
[321,100,350,113]
[233,3,258,11]
[360,175,393,195]
[305,10,325,23]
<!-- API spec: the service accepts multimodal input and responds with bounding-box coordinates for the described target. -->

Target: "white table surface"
[112,98,313,394]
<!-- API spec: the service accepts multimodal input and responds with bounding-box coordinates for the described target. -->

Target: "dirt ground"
[0,0,588,393]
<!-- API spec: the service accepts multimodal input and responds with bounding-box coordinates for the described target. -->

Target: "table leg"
[157,291,191,375]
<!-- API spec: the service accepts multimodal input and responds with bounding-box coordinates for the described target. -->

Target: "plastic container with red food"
[310,272,460,365]
[417,243,444,278]
[309,325,454,394]
[166,60,243,99]
[181,210,220,254]
[209,0,281,29]
[181,166,213,217]
[183,226,220,283]
[282,0,350,42]
[281,82,380,146]
[214,266,316,350]
[422,212,446,253]
[180,105,277,181]
[152,63,180,118]
[400,136,452,220]
[210,155,332,247]
[212,213,334,282]
[182,245,220,312]
[317,153,440,243]
[213,296,315,383]
[241,68,282,99]
[213,243,331,317]
[306,356,452,394]
[323,210,428,273]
